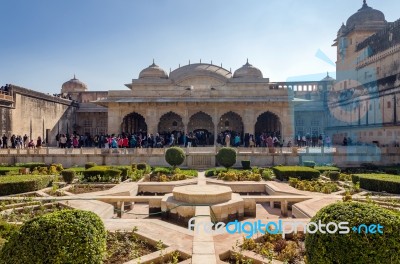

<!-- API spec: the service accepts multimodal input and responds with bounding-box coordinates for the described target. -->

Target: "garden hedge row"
[0,175,53,195]
[0,210,106,264]
[314,166,340,173]
[14,162,46,170]
[305,202,400,264]
[272,166,320,181]
[0,167,23,175]
[352,173,400,194]
[82,166,122,183]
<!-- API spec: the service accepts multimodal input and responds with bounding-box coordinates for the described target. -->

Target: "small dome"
[139,60,168,79]
[321,72,335,82]
[61,75,87,93]
[233,59,263,79]
[346,0,385,28]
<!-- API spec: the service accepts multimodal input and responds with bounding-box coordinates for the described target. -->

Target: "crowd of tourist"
[0,131,343,149]
[295,134,332,148]
[52,93,72,100]
[0,134,43,149]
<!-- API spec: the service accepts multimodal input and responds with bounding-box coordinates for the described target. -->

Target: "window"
[224,121,230,127]
[83,120,92,127]
[296,119,304,126]
[172,121,178,127]
[369,104,372,111]
[311,119,320,126]
[387,101,391,108]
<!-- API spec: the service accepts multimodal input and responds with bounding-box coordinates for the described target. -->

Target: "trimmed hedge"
[61,169,76,184]
[241,160,251,170]
[0,167,23,175]
[165,147,185,168]
[0,210,106,264]
[14,162,46,170]
[136,163,149,172]
[305,202,400,264]
[328,171,340,181]
[85,162,97,169]
[314,166,340,173]
[303,161,316,168]
[82,166,122,183]
[216,147,237,169]
[272,166,320,181]
[352,173,400,194]
[0,175,53,195]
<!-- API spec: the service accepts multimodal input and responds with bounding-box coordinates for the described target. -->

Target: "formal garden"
[0,147,399,263]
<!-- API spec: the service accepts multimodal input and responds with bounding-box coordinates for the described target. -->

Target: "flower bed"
[66,184,115,194]
[147,167,197,182]
[289,178,339,194]
[104,230,158,264]
[0,202,66,222]
[205,167,273,181]
[229,233,305,263]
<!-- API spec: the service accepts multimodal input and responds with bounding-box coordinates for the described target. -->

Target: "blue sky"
[0,0,399,93]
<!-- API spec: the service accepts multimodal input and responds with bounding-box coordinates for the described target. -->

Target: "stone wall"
[1,148,399,168]
[8,86,76,145]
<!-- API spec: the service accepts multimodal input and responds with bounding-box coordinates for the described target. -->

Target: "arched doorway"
[122,112,147,134]
[217,111,244,135]
[255,111,281,138]
[188,112,214,145]
[158,112,184,134]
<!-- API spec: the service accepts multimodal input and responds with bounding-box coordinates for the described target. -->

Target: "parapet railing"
[0,145,396,156]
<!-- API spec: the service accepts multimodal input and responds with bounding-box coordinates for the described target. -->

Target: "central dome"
[233,60,263,79]
[139,61,168,79]
[346,0,385,28]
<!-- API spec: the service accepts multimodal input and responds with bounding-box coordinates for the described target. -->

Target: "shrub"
[305,202,400,264]
[303,161,315,168]
[272,166,320,181]
[165,147,185,168]
[339,173,352,181]
[0,175,53,195]
[262,169,274,181]
[61,170,76,184]
[205,168,227,177]
[136,163,148,171]
[51,163,64,172]
[328,171,340,181]
[314,166,340,174]
[105,169,122,183]
[113,166,132,181]
[131,163,137,170]
[0,210,107,264]
[241,160,251,170]
[352,174,400,194]
[15,162,46,170]
[85,162,97,169]
[216,147,237,169]
[0,221,19,248]
[384,168,400,175]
